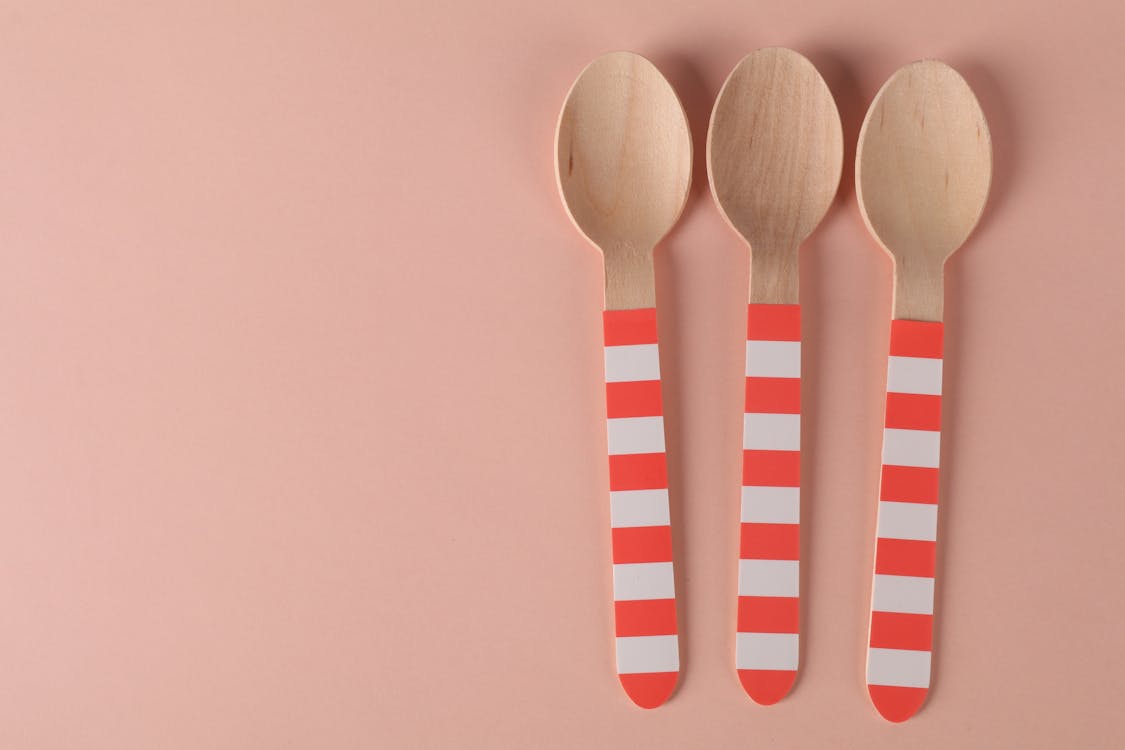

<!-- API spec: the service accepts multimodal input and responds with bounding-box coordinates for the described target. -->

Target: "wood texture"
[856,60,992,321]
[707,48,843,304]
[555,52,692,310]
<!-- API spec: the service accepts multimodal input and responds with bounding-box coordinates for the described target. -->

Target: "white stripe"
[877,501,938,542]
[887,356,943,396]
[604,344,660,383]
[746,341,801,378]
[606,416,665,455]
[882,428,941,468]
[611,490,671,528]
[867,647,931,688]
[743,412,800,451]
[872,574,934,615]
[738,559,799,597]
[736,632,799,670]
[616,635,679,674]
[741,486,800,524]
[613,562,675,601]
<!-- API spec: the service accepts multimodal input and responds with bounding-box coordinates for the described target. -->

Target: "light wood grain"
[555,52,692,310]
[856,60,993,321]
[707,48,843,304]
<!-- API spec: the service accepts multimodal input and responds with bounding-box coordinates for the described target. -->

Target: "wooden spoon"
[706,47,842,706]
[855,60,991,723]
[554,51,691,709]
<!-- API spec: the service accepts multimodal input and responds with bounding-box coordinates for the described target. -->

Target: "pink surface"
[1,1,1124,747]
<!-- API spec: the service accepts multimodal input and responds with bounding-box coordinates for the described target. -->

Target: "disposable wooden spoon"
[555,51,691,709]
[855,60,991,723]
[706,47,842,706]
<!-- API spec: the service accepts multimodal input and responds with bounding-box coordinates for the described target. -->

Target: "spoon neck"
[604,245,656,310]
[892,261,945,322]
[749,248,800,305]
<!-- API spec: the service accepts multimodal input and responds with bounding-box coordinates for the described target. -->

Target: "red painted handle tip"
[868,685,928,723]
[738,669,797,705]
[619,672,678,709]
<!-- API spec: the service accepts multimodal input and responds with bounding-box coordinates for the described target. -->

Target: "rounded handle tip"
[868,684,928,722]
[738,669,797,705]
[618,672,678,709]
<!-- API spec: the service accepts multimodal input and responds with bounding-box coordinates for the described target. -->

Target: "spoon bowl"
[707,47,843,303]
[856,60,992,320]
[555,51,692,309]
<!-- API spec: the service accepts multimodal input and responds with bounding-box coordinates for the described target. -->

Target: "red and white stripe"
[866,319,944,722]
[603,308,678,709]
[737,303,801,705]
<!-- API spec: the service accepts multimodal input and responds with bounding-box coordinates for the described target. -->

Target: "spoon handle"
[736,303,802,705]
[865,319,944,722]
[602,307,679,709]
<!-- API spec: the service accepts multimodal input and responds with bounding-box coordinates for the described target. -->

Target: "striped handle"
[866,319,944,722]
[603,308,679,709]
[737,303,801,705]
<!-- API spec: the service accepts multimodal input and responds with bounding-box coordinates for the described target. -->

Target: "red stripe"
[612,525,673,564]
[740,523,800,560]
[875,538,936,577]
[618,672,677,709]
[603,308,658,346]
[748,304,801,341]
[745,377,800,414]
[889,319,943,358]
[867,685,927,723]
[606,380,663,418]
[869,611,933,651]
[608,453,667,491]
[738,669,796,706]
[885,393,942,431]
[615,598,677,637]
[743,450,800,487]
[737,595,799,633]
[880,465,939,504]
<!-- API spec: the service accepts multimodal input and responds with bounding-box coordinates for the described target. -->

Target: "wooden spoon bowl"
[708,47,843,303]
[856,60,992,320]
[555,51,692,309]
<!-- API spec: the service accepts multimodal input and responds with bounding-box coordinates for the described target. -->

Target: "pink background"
[1,1,1124,747]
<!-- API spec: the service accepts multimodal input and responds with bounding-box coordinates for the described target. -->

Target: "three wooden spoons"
[553,52,993,717]
[555,51,691,709]
[856,60,992,723]
[707,47,843,705]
